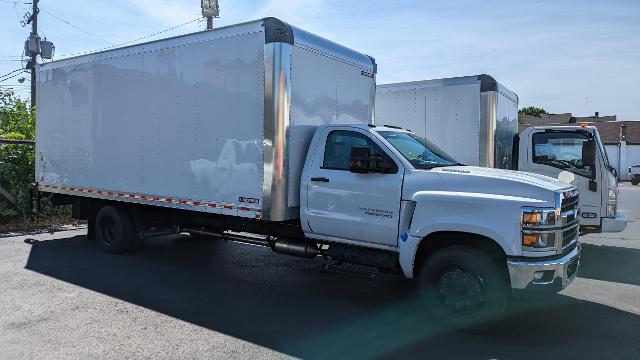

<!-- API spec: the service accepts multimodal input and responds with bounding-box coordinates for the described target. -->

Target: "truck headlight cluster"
[522,208,557,227]
[521,208,559,251]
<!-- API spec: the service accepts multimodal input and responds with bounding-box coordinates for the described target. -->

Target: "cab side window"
[322,130,388,171]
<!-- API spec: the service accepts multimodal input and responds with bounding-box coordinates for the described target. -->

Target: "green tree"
[0,90,35,219]
[518,106,548,116]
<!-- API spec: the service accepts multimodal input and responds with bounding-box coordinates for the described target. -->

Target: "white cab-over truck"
[33,19,580,324]
[376,75,627,234]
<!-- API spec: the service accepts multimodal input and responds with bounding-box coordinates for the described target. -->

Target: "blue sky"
[1,0,639,119]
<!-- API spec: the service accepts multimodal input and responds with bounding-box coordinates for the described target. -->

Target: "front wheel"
[418,246,510,328]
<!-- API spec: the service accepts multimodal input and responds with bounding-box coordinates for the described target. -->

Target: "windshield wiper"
[422,163,456,170]
[538,159,572,169]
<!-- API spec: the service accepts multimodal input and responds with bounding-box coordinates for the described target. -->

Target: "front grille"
[560,189,579,226]
[562,225,578,247]
[561,192,579,214]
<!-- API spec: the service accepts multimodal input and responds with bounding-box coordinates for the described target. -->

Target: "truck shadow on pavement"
[23,235,640,360]
[579,243,640,286]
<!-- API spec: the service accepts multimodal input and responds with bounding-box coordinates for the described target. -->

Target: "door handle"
[310,177,330,182]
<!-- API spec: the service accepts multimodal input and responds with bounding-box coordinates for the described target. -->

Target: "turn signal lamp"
[522,234,539,247]
[522,233,556,249]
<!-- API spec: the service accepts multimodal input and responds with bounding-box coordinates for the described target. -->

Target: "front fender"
[398,191,544,278]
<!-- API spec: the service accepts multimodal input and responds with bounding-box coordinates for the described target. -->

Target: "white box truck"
[376,75,627,233]
[34,19,580,325]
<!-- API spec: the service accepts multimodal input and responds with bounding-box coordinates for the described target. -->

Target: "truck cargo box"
[36,18,376,221]
[376,75,518,169]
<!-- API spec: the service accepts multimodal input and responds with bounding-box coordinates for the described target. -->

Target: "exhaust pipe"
[271,238,320,259]
[182,227,319,259]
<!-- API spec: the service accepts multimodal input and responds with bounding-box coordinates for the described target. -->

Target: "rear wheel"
[96,205,134,254]
[418,246,510,328]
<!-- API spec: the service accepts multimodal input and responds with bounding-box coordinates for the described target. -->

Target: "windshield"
[377,131,460,170]
[532,131,595,179]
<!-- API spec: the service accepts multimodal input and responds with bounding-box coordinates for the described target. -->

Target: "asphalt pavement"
[1,183,639,359]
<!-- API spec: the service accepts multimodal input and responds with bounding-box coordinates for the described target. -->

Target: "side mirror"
[371,153,397,174]
[349,147,397,174]
[582,140,596,167]
[349,146,372,173]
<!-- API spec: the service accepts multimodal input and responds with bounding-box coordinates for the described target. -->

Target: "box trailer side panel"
[36,18,376,221]
[376,79,482,167]
[36,22,266,218]
[376,75,519,169]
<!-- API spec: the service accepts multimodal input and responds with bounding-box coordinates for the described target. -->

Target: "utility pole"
[201,0,219,31]
[23,0,52,111]
[30,0,38,109]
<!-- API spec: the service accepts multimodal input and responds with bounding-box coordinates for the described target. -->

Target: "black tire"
[96,205,134,254]
[632,180,639,186]
[418,246,510,329]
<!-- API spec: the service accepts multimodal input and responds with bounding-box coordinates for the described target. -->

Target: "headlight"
[522,208,557,227]
[606,204,616,217]
[606,189,617,217]
[522,232,556,249]
[522,208,558,251]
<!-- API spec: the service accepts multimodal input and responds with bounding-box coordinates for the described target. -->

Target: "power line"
[0,70,27,83]
[40,8,113,45]
[59,17,203,58]
[0,68,25,79]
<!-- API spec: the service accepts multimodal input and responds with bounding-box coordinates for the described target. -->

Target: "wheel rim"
[435,266,486,316]
[99,216,117,247]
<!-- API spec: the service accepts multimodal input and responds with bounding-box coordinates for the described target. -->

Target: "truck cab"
[300,124,581,323]
[517,126,627,233]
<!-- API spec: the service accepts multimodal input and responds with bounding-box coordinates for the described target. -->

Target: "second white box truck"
[34,19,580,325]
[376,75,627,233]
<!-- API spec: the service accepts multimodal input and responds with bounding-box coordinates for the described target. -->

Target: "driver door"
[304,129,403,248]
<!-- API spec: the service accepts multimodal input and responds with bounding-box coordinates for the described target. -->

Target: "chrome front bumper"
[507,242,581,291]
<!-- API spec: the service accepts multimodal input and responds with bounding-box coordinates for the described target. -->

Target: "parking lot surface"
[1,183,639,359]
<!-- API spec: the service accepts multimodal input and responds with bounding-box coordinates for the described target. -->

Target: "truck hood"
[435,166,570,191]
[403,166,572,207]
